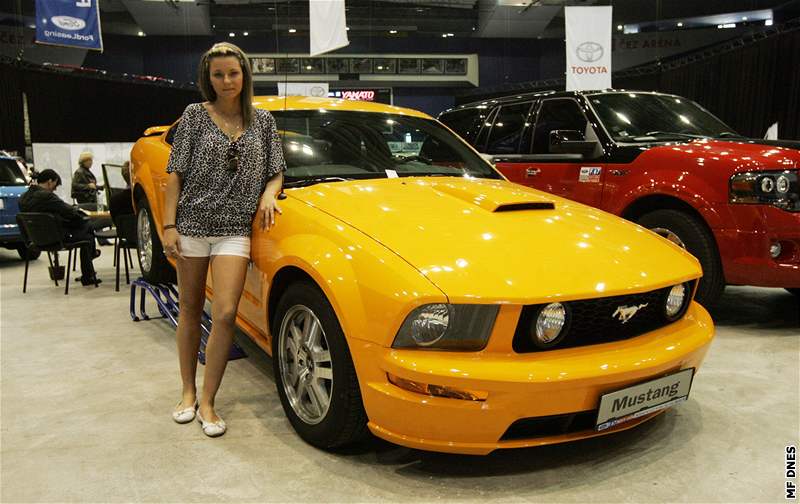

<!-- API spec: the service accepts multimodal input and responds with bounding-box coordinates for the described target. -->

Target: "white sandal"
[172,400,197,424]
[197,409,227,437]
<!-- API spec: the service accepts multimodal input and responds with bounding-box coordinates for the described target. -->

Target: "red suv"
[440,90,800,305]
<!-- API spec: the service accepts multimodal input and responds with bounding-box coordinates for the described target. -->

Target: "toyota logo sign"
[576,42,604,63]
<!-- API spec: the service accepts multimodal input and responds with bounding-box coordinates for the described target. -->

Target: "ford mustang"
[130,97,714,455]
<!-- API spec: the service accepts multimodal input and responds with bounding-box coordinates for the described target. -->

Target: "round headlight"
[776,175,790,194]
[665,284,687,319]
[410,304,451,346]
[533,303,567,347]
[760,177,775,193]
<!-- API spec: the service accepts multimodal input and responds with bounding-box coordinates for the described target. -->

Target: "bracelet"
[163,224,177,230]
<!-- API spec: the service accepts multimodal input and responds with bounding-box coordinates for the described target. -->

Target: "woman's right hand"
[163,228,183,260]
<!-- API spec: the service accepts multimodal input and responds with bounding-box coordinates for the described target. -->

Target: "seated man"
[19,169,102,286]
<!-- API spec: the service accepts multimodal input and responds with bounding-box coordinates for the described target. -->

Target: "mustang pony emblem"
[612,303,649,324]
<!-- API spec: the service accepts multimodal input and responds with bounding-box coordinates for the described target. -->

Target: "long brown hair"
[198,42,254,128]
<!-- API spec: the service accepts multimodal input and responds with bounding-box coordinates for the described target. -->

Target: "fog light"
[776,175,790,194]
[760,177,775,193]
[533,303,567,347]
[387,373,488,401]
[770,242,782,258]
[665,284,687,318]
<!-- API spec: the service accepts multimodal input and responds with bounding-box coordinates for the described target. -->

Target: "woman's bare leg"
[199,254,249,422]
[175,256,210,411]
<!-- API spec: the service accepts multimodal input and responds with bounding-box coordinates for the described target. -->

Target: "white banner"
[277,82,330,97]
[565,6,612,91]
[309,0,349,56]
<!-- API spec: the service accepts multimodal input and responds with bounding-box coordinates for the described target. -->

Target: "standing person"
[163,42,285,437]
[71,151,102,205]
[19,169,101,286]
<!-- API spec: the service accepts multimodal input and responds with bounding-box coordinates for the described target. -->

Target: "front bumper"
[710,204,800,288]
[351,302,714,455]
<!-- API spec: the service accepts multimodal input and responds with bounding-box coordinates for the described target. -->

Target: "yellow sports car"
[131,97,714,455]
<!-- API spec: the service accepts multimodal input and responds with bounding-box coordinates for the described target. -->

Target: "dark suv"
[440,90,800,305]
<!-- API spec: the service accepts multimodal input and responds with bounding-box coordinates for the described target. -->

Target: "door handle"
[525,168,541,177]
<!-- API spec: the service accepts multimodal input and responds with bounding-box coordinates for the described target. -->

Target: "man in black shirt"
[19,169,101,285]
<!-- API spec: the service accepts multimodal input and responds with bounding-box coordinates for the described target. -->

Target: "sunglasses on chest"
[226,140,239,172]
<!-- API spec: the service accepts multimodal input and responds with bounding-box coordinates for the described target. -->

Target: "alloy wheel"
[137,208,153,273]
[278,305,334,425]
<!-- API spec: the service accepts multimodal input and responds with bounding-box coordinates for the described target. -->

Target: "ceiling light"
[305,65,312,70]
[229,32,235,37]
[442,33,448,38]
[765,19,773,26]
[677,22,683,27]
[288,28,296,33]
[447,33,454,37]
[243,31,248,36]
[389,29,397,34]
[346,26,350,31]
[720,23,736,28]
[617,24,623,31]
[137,31,145,37]
[742,16,748,20]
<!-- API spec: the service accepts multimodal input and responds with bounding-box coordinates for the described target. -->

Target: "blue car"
[0,156,40,259]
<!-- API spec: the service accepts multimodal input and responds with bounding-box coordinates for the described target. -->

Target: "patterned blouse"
[166,103,285,237]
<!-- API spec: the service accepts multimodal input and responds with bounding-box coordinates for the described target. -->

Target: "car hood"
[646,138,800,172]
[288,177,700,303]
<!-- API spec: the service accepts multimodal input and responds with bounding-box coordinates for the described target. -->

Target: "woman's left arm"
[258,172,283,231]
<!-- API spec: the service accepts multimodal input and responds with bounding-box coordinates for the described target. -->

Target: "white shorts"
[178,234,251,259]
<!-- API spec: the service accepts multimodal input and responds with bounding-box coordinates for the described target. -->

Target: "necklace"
[208,104,243,141]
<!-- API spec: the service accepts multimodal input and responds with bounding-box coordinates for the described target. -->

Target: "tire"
[272,280,368,449]
[787,288,800,297]
[637,209,725,307]
[135,197,176,284]
[17,244,41,261]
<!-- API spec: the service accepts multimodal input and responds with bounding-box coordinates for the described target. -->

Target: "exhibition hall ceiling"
[0,0,793,39]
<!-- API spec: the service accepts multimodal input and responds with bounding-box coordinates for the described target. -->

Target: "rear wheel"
[16,244,41,261]
[272,280,368,449]
[637,209,725,307]
[135,197,176,284]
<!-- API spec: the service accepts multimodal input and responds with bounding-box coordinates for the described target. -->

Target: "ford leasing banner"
[35,0,103,52]
[565,6,612,91]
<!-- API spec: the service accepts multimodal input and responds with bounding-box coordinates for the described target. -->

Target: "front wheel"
[272,280,368,449]
[135,197,176,284]
[637,209,725,307]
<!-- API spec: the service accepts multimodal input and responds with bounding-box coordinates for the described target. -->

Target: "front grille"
[513,283,694,353]
[501,411,597,440]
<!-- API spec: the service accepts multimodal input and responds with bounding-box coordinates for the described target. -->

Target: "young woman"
[162,42,285,437]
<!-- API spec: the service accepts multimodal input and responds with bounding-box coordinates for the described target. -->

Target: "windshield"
[588,93,741,142]
[0,159,27,186]
[272,110,501,186]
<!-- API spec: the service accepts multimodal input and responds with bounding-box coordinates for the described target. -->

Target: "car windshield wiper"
[631,131,705,141]
[283,176,353,188]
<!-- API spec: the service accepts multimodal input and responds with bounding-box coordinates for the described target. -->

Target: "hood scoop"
[430,181,556,212]
[493,202,555,212]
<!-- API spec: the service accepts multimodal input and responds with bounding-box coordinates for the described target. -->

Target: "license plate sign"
[596,368,694,431]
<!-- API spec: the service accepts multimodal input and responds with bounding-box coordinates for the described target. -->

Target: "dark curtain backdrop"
[1,63,200,147]
[0,63,25,154]
[617,29,800,139]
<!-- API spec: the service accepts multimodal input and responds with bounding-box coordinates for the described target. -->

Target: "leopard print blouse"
[166,102,285,237]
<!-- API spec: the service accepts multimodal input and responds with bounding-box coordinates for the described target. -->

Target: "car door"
[511,98,606,207]
[483,101,536,184]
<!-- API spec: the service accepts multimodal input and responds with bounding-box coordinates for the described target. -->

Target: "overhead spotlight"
[389,29,397,34]
[243,31,249,36]
[229,32,235,37]
[138,31,145,37]
[677,22,683,27]
[765,19,773,26]
[442,33,448,38]
[742,16,748,20]
[288,28,297,33]
[346,26,350,31]
[447,33,454,37]
[616,24,623,31]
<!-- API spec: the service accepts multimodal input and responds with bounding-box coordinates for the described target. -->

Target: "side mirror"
[549,130,600,156]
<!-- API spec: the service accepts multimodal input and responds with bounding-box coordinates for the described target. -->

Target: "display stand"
[129,277,247,364]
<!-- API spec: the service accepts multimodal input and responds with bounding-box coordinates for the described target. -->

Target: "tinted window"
[531,99,589,154]
[0,159,26,186]
[273,110,502,183]
[439,108,483,143]
[588,93,739,141]
[485,102,533,154]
